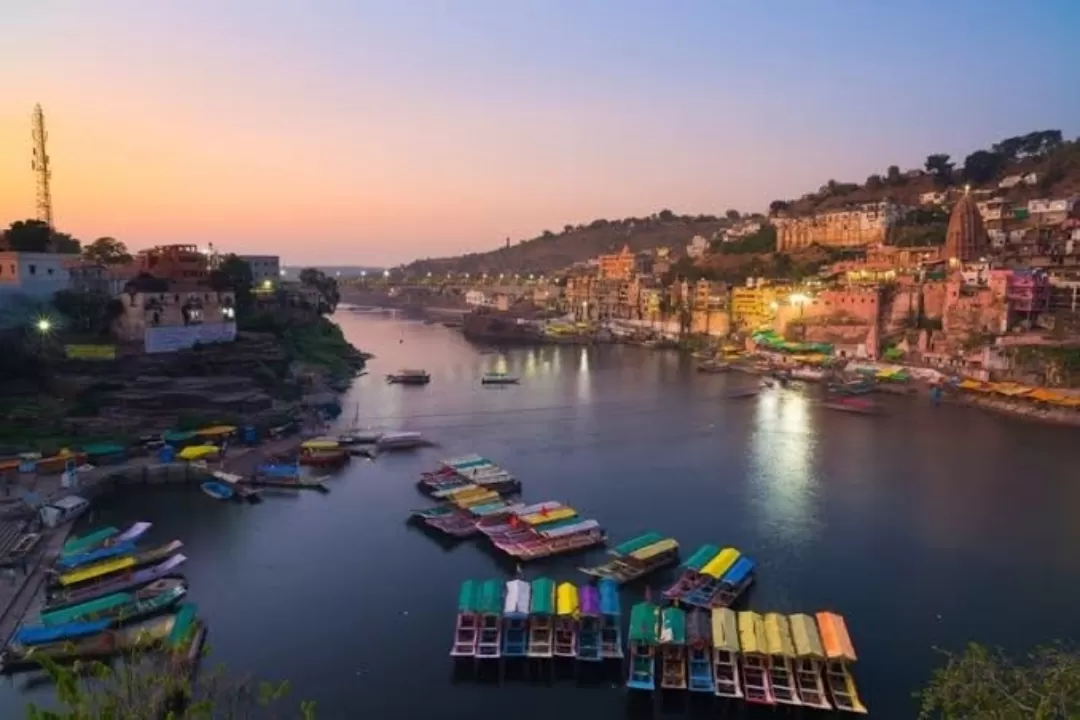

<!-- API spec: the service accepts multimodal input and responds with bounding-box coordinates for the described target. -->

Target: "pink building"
[989,268,1049,314]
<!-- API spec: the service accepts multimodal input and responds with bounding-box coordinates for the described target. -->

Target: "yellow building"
[730,286,785,331]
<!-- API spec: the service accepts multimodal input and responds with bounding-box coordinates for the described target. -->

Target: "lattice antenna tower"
[31,103,54,228]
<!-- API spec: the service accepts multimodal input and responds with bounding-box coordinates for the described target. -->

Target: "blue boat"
[56,541,137,570]
[709,556,756,608]
[13,619,111,646]
[501,579,529,657]
[687,609,715,692]
[576,584,602,662]
[598,578,623,660]
[200,481,234,501]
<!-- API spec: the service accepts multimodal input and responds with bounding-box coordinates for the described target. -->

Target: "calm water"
[4,310,1079,718]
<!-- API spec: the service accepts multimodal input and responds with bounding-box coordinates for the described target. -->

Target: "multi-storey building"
[597,244,634,280]
[133,244,209,283]
[0,251,79,299]
[773,202,903,251]
[237,255,281,286]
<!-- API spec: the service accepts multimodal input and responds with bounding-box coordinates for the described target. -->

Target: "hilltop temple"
[944,189,990,265]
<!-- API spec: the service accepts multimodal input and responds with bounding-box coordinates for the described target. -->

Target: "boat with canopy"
[765,612,801,705]
[738,611,775,705]
[626,601,659,691]
[553,582,579,658]
[711,607,743,699]
[501,579,530,657]
[526,578,555,658]
[659,606,687,690]
[576,585,601,662]
[817,611,867,714]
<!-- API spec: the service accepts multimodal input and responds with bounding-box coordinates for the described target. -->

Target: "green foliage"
[962,150,1004,185]
[885,165,904,185]
[209,255,254,312]
[716,225,777,255]
[52,290,122,336]
[769,199,790,213]
[3,219,80,254]
[917,642,1080,719]
[724,209,740,220]
[657,209,675,222]
[240,311,365,381]
[924,154,954,185]
[298,269,341,313]
[82,237,132,266]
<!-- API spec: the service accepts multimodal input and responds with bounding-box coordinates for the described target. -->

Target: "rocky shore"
[954,393,1080,426]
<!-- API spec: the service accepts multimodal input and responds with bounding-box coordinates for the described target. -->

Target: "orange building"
[597,244,634,281]
[134,244,209,283]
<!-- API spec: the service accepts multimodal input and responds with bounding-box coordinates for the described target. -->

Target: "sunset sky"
[2,1,1077,266]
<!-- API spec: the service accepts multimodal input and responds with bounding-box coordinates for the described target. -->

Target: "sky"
[1,1,1078,266]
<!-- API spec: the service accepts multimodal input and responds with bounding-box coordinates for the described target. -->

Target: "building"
[0,251,79,298]
[998,173,1038,189]
[133,245,209,283]
[944,191,990,265]
[465,289,489,307]
[685,235,709,259]
[730,285,777,331]
[989,268,1050,316]
[774,202,902,251]
[919,191,949,206]
[724,219,764,240]
[596,245,634,281]
[1027,198,1078,225]
[638,287,663,321]
[238,255,281,287]
[68,262,137,296]
[113,283,237,353]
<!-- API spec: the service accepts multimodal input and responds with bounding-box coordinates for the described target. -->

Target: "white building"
[975,197,1006,221]
[998,172,1038,189]
[237,255,281,286]
[724,220,764,240]
[0,251,78,298]
[686,235,709,258]
[919,191,948,206]
[465,290,489,307]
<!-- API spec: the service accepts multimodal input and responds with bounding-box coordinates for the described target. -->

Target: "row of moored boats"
[386,369,521,386]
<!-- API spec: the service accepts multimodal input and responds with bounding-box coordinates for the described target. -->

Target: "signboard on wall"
[144,322,237,354]
[64,344,117,360]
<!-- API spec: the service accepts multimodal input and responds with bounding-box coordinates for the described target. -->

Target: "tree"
[725,209,740,221]
[2,219,81,254]
[299,268,340,313]
[962,150,1004,185]
[918,642,1080,719]
[82,236,132,265]
[52,289,124,336]
[865,174,884,191]
[886,165,904,185]
[562,224,573,234]
[925,154,955,186]
[769,200,791,214]
[540,229,554,238]
[209,254,254,311]
[657,209,675,222]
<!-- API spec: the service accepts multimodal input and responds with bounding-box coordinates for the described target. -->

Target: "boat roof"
[504,579,530,615]
[457,580,480,613]
[701,547,740,579]
[195,425,236,436]
[530,578,555,614]
[764,613,797,658]
[660,606,687,645]
[687,609,711,644]
[721,555,755,586]
[50,495,89,510]
[515,501,562,516]
[816,611,857,662]
[579,585,600,616]
[444,455,490,469]
[478,580,502,615]
[682,544,720,571]
[521,507,576,525]
[525,516,582,534]
[612,531,664,556]
[628,602,658,643]
[737,611,768,656]
[540,519,599,538]
[710,608,740,651]
[598,578,620,615]
[789,613,826,658]
[301,438,340,449]
[556,583,579,616]
[629,538,679,561]
[469,501,512,515]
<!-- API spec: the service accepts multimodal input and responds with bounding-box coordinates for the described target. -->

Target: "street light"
[383,270,390,278]
[36,318,52,334]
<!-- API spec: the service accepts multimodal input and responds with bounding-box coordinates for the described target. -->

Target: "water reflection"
[576,347,592,402]
[750,390,819,545]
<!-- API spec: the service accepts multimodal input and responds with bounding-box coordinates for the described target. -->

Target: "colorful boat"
[50,541,183,589]
[659,606,687,690]
[13,619,112,646]
[39,579,187,627]
[44,555,187,612]
[526,577,555,658]
[598,578,623,660]
[662,544,720,600]
[56,540,137,571]
[738,611,775,705]
[493,520,605,561]
[501,579,530,657]
[765,612,801,705]
[686,609,713,693]
[553,582,579,658]
[300,438,340,451]
[450,580,480,658]
[817,611,867,714]
[298,448,349,467]
[475,580,503,660]
[0,614,177,673]
[576,585,601,662]
[683,547,740,607]
[790,613,831,709]
[709,555,756,608]
[711,607,743,699]
[476,502,563,536]
[200,481,235,501]
[626,601,659,691]
[61,525,120,557]
[578,533,679,583]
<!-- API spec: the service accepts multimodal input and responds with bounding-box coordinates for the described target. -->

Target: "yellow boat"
[700,547,740,579]
[177,445,220,461]
[301,438,340,450]
[194,425,236,438]
[56,555,136,586]
[521,507,576,525]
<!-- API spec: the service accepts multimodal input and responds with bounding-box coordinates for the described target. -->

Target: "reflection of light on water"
[577,347,592,401]
[524,349,537,378]
[494,355,509,374]
[750,392,817,543]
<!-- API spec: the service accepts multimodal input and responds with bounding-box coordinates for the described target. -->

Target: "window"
[47,268,54,275]
[29,264,36,275]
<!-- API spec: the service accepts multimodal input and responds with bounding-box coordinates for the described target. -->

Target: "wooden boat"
[479,504,573,537]
[13,619,112,646]
[40,578,188,627]
[62,526,119,557]
[687,609,713,693]
[828,379,875,396]
[300,438,340,451]
[553,582,578,658]
[243,476,329,492]
[817,611,867,713]
[0,614,177,674]
[696,359,730,373]
[823,398,882,416]
[663,544,721,601]
[578,533,679,583]
[386,369,431,384]
[481,372,520,385]
[49,541,184,591]
[20,582,186,646]
[726,388,760,399]
[765,612,802,705]
[790,367,827,382]
[683,547,740,608]
[626,601,659,691]
[56,540,136,571]
[493,521,605,561]
[376,431,425,450]
[475,580,503,660]
[526,578,555,658]
[711,607,743,699]
[576,585,601,662]
[449,580,480,658]
[33,451,88,475]
[598,578,623,660]
[501,579,530,657]
[659,606,687,690]
[790,613,832,709]
[709,556,756,608]
[44,555,187,612]
[299,448,349,467]
[201,481,235,501]
[738,611,775,704]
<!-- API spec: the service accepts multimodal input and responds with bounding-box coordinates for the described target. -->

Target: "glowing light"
[788,293,811,306]
[768,301,779,311]
[35,318,52,334]
[383,270,390,278]
[262,280,273,290]
[360,271,367,277]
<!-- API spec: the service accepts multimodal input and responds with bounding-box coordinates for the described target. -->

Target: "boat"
[790,367,827,382]
[578,533,679,583]
[526,577,555,659]
[62,526,119,557]
[598,578,623,660]
[298,448,349,467]
[243,475,328,492]
[56,537,140,571]
[726,388,760,399]
[817,611,867,713]
[663,544,720,601]
[386,369,431,385]
[492,520,605,561]
[711,607,743,699]
[709,555,756,608]
[553,583,579,658]
[501,579,530,657]
[49,541,183,590]
[822,397,882,415]
[790,613,832,709]
[481,372,520,385]
[39,578,188,627]
[828,379,875,396]
[0,614,177,674]
[44,555,187,612]
[696,359,730,373]
[337,429,383,445]
[659,606,687,690]
[200,481,235,501]
[686,609,713,693]
[626,601,659,691]
[765,612,802,705]
[738,611,775,704]
[13,619,112,646]
[576,585,601,662]
[300,438,340,451]
[376,431,425,450]
[475,580,503,660]
[683,547,740,608]
[450,580,480,658]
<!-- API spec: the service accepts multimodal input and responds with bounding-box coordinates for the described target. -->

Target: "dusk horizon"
[2,0,1078,265]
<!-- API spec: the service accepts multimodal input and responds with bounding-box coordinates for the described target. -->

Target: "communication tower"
[31,104,54,228]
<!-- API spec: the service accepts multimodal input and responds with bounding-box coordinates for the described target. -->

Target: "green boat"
[39,579,187,627]
[167,603,198,650]
[62,527,119,557]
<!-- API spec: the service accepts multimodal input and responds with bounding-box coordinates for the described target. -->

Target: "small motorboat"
[822,398,882,415]
[299,449,350,467]
[696,360,730,374]
[337,429,383,445]
[481,372,520,385]
[376,431,425,451]
[726,388,760,400]
[387,369,431,385]
[200,481,234,501]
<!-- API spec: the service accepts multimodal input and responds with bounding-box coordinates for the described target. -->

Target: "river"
[3,310,1079,718]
